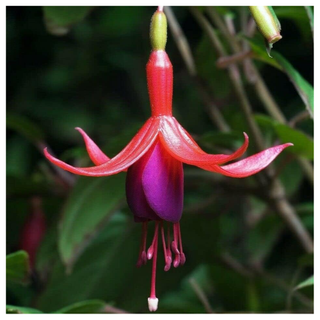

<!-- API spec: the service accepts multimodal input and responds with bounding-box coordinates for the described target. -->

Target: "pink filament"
[137,222,148,267]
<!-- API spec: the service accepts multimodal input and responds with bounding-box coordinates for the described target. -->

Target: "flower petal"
[44,118,159,176]
[75,127,110,165]
[159,117,249,166]
[126,143,160,222]
[208,143,293,178]
[142,140,184,223]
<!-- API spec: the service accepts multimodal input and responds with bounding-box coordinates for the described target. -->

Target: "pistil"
[148,222,159,312]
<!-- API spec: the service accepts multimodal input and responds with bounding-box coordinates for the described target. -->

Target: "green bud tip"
[250,6,282,45]
[150,7,167,51]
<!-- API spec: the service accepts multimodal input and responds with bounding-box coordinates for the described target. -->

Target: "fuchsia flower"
[44,7,292,312]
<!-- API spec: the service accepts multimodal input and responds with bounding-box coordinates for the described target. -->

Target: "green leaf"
[243,36,282,69]
[304,6,314,36]
[273,6,312,40]
[294,275,314,291]
[278,159,303,196]
[274,124,313,160]
[254,114,277,128]
[35,214,133,312]
[6,251,30,285]
[272,51,314,118]
[43,6,92,36]
[244,37,314,117]
[6,305,43,314]
[6,114,45,143]
[54,300,106,313]
[58,174,126,270]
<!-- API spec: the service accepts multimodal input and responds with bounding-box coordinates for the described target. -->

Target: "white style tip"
[148,297,159,312]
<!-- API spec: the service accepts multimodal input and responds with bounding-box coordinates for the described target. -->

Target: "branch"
[192,7,313,253]
[189,278,214,313]
[167,6,230,132]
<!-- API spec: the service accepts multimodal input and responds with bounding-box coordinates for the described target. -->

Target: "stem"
[216,50,253,69]
[164,6,196,76]
[189,278,214,313]
[267,179,313,253]
[167,6,229,132]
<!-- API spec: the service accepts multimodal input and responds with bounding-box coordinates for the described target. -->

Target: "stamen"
[148,222,159,312]
[177,223,186,265]
[167,224,172,255]
[161,222,172,271]
[172,223,181,268]
[136,222,148,267]
[147,222,158,260]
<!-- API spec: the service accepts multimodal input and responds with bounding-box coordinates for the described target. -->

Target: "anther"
[137,222,148,267]
[177,223,186,265]
[161,222,172,271]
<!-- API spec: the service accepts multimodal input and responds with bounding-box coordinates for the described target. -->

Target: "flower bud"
[250,6,282,45]
[150,8,167,51]
[20,197,46,268]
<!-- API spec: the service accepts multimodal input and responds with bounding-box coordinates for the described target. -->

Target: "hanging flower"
[44,7,292,312]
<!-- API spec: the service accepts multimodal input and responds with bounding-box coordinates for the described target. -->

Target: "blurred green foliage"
[6,6,313,313]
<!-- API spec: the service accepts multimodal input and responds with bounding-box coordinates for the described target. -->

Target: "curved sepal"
[210,143,293,178]
[159,117,249,166]
[75,127,110,165]
[44,118,159,177]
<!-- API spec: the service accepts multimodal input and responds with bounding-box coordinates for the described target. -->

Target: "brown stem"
[216,50,253,69]
[267,179,313,253]
[167,6,229,132]
[164,6,196,76]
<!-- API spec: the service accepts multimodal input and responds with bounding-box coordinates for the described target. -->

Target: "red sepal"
[44,118,160,176]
